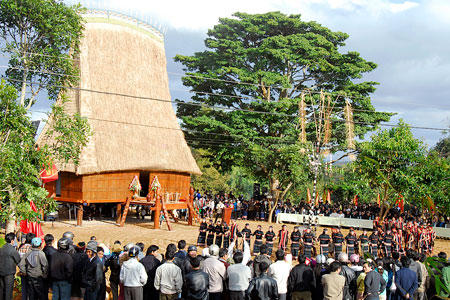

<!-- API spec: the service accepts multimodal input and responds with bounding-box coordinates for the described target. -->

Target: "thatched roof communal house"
[38,10,200,225]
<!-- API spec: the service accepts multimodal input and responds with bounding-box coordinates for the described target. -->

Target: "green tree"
[354,120,427,219]
[175,12,392,222]
[191,149,230,195]
[433,136,450,158]
[0,0,90,232]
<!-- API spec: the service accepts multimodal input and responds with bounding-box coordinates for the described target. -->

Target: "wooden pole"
[188,187,194,226]
[77,204,83,226]
[160,194,173,231]
[154,192,160,229]
[116,203,122,225]
[119,197,131,227]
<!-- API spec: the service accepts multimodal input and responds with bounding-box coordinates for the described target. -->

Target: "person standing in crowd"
[0,232,20,300]
[338,253,356,300]
[370,231,379,258]
[318,229,331,258]
[287,254,316,300]
[71,242,88,300]
[175,240,187,260]
[265,226,276,256]
[383,230,394,258]
[82,241,103,300]
[218,248,229,270]
[43,234,57,297]
[223,223,231,250]
[140,245,161,299]
[154,249,183,300]
[18,237,49,300]
[106,243,122,300]
[201,245,226,300]
[333,228,344,260]
[322,261,345,300]
[302,227,314,258]
[198,219,208,247]
[253,245,272,278]
[392,256,418,300]
[290,227,301,259]
[345,228,357,256]
[230,220,240,243]
[253,225,264,256]
[207,220,216,247]
[359,229,370,257]
[227,252,252,300]
[245,262,278,300]
[18,232,35,300]
[214,221,223,248]
[364,261,387,300]
[181,246,201,278]
[185,256,209,300]
[268,250,291,300]
[278,225,289,253]
[120,246,148,300]
[375,259,388,300]
[242,224,252,250]
[50,238,73,300]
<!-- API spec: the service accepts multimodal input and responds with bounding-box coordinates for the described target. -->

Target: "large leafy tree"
[354,121,427,219]
[175,12,391,221]
[0,0,90,232]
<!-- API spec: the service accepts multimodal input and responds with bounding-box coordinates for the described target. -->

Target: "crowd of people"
[193,192,449,228]
[0,220,447,300]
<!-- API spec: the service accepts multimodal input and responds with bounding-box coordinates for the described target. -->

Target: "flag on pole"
[306,188,311,204]
[315,192,319,207]
[377,193,381,207]
[40,164,58,183]
[353,194,358,206]
[327,190,332,204]
[19,200,44,237]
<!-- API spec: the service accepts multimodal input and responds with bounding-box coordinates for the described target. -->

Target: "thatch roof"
[38,11,201,175]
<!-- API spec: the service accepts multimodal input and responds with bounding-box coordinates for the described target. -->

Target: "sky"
[57,0,450,148]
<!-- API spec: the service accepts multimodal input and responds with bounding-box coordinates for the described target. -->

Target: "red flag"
[377,193,380,207]
[40,164,58,183]
[19,200,44,237]
[327,190,331,204]
[306,188,311,204]
[353,195,358,206]
[398,193,404,213]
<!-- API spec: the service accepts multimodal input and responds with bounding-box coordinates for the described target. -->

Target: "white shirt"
[268,260,291,294]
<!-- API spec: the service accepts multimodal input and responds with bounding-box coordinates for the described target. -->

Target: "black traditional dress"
[215,224,223,248]
[253,230,264,254]
[318,233,331,257]
[242,228,252,250]
[303,231,314,258]
[206,224,215,246]
[197,221,208,246]
[265,231,276,255]
[369,232,378,258]
[359,234,369,256]
[290,230,301,258]
[278,230,289,252]
[333,232,344,259]
[222,224,230,249]
[345,234,357,256]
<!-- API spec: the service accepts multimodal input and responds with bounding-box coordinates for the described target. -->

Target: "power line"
[19,79,448,131]
[3,50,446,112]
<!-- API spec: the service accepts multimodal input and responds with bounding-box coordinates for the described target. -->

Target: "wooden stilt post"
[119,197,131,227]
[188,187,194,226]
[116,203,122,225]
[77,204,83,226]
[154,193,160,229]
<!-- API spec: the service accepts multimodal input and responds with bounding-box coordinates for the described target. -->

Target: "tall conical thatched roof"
[38,10,200,175]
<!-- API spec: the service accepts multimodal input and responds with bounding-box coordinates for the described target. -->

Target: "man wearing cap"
[82,241,103,300]
[18,237,49,300]
[0,232,20,300]
[50,238,73,300]
[120,246,148,300]
[181,246,201,278]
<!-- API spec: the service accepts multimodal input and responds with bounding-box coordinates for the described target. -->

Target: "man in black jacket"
[105,244,122,300]
[287,255,316,300]
[51,238,73,300]
[185,256,209,300]
[364,262,386,300]
[43,234,57,297]
[338,253,356,300]
[246,262,278,300]
[181,246,203,278]
[139,244,161,300]
[81,241,103,300]
[0,232,20,300]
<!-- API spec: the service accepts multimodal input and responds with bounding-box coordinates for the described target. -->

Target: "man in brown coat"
[322,261,345,300]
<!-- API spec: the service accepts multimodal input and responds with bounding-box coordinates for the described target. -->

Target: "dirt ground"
[40,214,450,256]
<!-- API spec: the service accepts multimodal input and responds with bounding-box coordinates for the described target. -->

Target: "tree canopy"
[175,12,392,221]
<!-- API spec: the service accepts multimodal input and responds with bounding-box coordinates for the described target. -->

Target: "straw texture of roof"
[38,15,200,175]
